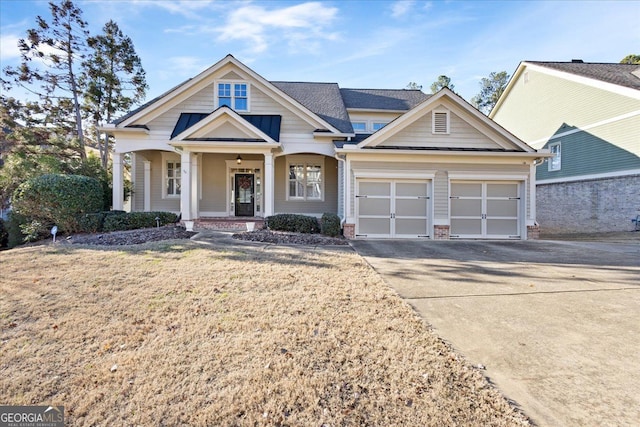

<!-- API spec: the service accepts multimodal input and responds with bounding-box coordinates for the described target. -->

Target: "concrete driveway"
[350,239,640,427]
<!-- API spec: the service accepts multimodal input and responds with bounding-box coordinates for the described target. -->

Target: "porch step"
[193,218,265,232]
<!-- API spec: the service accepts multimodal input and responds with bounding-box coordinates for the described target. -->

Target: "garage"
[450,181,521,239]
[356,179,431,238]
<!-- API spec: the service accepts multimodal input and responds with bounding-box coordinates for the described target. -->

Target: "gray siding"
[274,155,338,215]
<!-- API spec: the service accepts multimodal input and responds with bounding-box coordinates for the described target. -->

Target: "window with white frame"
[165,159,181,197]
[432,110,450,134]
[351,121,389,133]
[217,82,248,111]
[548,142,561,171]
[287,156,324,201]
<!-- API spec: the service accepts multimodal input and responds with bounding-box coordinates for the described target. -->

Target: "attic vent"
[432,111,449,134]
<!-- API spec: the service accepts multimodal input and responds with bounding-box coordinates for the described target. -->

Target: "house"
[103,54,549,239]
[490,60,640,234]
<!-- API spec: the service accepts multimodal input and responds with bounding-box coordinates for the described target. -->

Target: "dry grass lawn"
[0,238,530,426]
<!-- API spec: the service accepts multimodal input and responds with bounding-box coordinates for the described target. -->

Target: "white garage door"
[450,181,520,239]
[356,180,430,238]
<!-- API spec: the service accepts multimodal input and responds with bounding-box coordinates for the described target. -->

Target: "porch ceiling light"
[236,155,242,165]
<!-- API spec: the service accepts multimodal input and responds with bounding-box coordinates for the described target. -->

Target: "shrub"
[103,211,178,232]
[78,210,126,233]
[5,211,27,248]
[320,213,342,237]
[0,218,8,249]
[12,174,104,234]
[266,214,320,234]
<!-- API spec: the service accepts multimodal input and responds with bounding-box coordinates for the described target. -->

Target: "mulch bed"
[232,229,349,245]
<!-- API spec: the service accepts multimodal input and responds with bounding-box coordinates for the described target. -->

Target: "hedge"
[266,214,320,234]
[78,210,127,233]
[12,174,104,234]
[0,218,8,249]
[103,211,178,232]
[320,213,341,237]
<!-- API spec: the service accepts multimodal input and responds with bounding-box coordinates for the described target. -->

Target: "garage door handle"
[450,196,459,199]
[390,213,396,219]
[509,197,520,200]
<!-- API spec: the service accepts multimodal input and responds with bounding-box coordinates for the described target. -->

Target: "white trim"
[214,80,250,112]
[285,155,325,202]
[529,109,640,146]
[162,152,182,199]
[112,152,124,211]
[352,169,436,180]
[448,172,529,180]
[536,168,640,185]
[433,219,450,226]
[224,160,264,217]
[143,161,151,211]
[548,141,561,171]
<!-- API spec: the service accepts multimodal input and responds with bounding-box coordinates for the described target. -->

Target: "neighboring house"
[103,54,548,239]
[491,60,640,234]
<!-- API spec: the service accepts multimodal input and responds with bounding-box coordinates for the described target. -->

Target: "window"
[217,82,249,111]
[351,121,389,133]
[352,122,367,132]
[548,142,561,171]
[287,156,324,201]
[166,161,181,196]
[432,110,450,134]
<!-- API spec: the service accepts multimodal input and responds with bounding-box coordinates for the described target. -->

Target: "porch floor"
[192,217,265,232]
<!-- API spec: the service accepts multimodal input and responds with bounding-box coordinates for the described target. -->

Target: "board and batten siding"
[492,68,640,146]
[348,160,531,222]
[274,155,338,215]
[199,153,237,213]
[380,110,498,149]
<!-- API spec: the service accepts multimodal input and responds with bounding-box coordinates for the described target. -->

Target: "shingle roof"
[528,61,640,91]
[340,89,430,111]
[271,81,353,133]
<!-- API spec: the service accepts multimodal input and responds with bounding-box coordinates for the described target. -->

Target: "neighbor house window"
[549,142,561,171]
[166,161,181,196]
[217,82,249,111]
[432,110,450,134]
[287,156,324,201]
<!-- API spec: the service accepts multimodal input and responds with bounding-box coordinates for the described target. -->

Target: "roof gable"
[357,88,534,152]
[171,107,278,144]
[116,54,342,134]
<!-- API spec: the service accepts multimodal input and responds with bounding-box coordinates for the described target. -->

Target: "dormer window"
[217,82,249,111]
[351,121,389,133]
[432,110,450,134]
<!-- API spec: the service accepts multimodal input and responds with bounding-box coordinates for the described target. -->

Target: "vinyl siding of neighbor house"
[274,155,338,215]
[380,110,498,149]
[491,68,640,147]
[537,116,640,181]
[348,161,531,222]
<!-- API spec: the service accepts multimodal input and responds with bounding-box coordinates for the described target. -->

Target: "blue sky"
[1,0,639,105]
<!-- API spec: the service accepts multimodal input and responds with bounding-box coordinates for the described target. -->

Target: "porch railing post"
[264,152,274,216]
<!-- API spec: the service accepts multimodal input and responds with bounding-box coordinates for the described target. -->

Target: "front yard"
[0,238,529,425]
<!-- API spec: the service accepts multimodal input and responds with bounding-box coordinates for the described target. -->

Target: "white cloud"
[0,34,22,61]
[391,0,416,18]
[216,2,339,54]
[131,0,218,20]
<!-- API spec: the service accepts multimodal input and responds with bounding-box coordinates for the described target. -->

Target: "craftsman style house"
[491,61,640,233]
[104,55,549,239]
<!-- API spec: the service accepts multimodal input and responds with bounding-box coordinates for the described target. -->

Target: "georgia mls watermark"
[0,406,64,427]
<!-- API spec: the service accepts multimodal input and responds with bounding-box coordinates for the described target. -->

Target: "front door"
[234,174,254,216]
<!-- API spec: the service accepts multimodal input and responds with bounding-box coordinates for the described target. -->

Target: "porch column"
[180,150,193,220]
[143,160,151,211]
[112,152,124,211]
[190,153,200,218]
[264,152,274,216]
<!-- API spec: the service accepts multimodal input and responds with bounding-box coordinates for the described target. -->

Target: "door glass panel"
[451,219,482,235]
[487,199,518,217]
[359,218,391,235]
[395,219,428,235]
[396,199,427,217]
[451,183,481,197]
[487,219,518,235]
[396,183,427,197]
[487,183,518,197]
[451,199,482,216]
[359,198,391,216]
[359,182,391,196]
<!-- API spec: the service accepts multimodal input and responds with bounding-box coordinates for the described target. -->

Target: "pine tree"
[471,71,510,115]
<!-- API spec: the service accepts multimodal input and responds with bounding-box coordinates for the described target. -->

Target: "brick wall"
[343,223,355,239]
[434,225,450,240]
[526,224,540,240]
[537,174,640,234]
